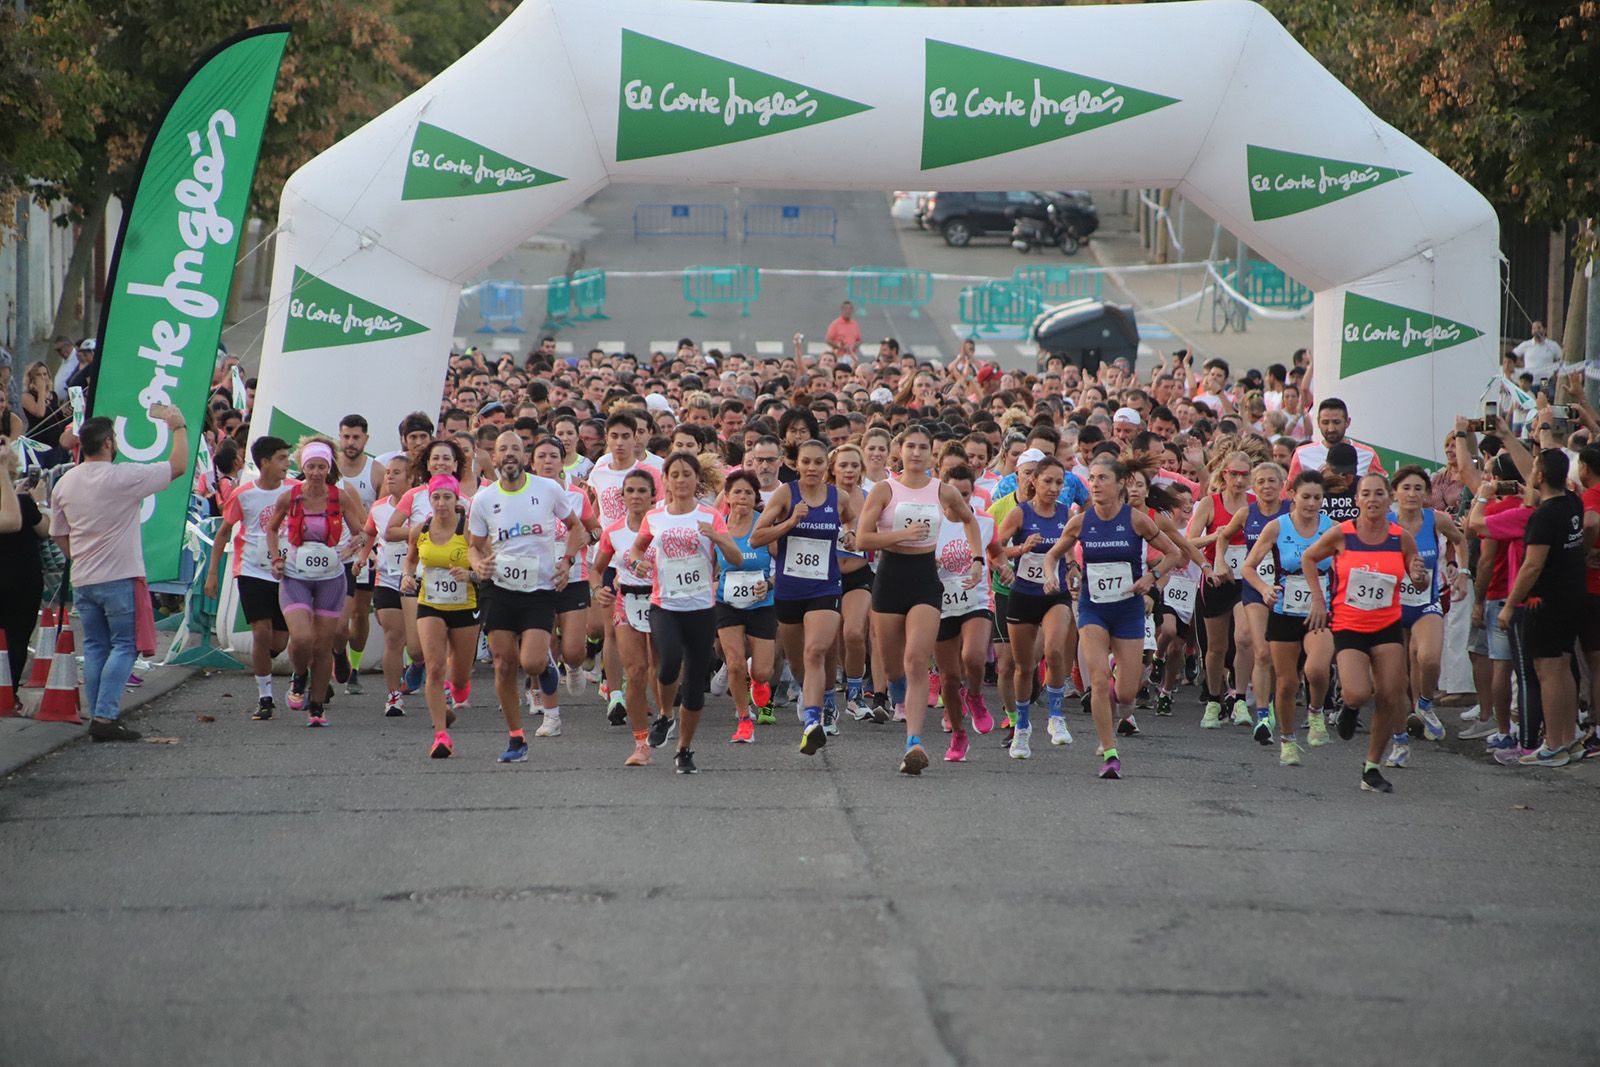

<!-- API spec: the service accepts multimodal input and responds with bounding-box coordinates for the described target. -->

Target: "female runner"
[624,453,742,775]
[1185,448,1255,729]
[400,475,477,758]
[1300,472,1431,793]
[385,439,473,696]
[360,455,417,716]
[752,439,860,754]
[933,456,1004,761]
[1208,462,1287,742]
[1242,470,1335,765]
[993,454,1073,758]
[266,437,369,726]
[856,425,984,775]
[716,470,776,744]
[829,444,881,724]
[591,469,660,765]
[1122,458,1209,725]
[1044,454,1180,779]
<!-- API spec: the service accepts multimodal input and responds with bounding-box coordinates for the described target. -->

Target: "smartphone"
[1548,404,1569,420]
[1483,400,1498,422]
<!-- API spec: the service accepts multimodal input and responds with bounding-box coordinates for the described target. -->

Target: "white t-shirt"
[223,478,299,581]
[935,509,996,619]
[587,457,659,526]
[364,497,406,590]
[640,503,727,612]
[468,474,576,589]
[1513,337,1563,381]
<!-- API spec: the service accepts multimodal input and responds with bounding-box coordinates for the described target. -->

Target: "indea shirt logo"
[496,519,545,540]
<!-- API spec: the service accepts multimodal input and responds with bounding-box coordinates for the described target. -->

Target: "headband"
[428,474,461,496]
[301,442,334,467]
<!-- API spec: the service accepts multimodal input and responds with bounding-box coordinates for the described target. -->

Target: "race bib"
[895,502,940,537]
[244,536,278,570]
[1017,551,1050,588]
[836,527,863,559]
[1086,561,1134,604]
[288,543,340,580]
[494,553,545,593]
[724,570,765,609]
[380,539,408,577]
[1345,568,1397,612]
[941,574,979,618]
[1143,611,1157,651]
[1279,574,1327,617]
[1398,573,1433,607]
[1255,557,1276,586]
[423,566,468,606]
[623,591,652,632]
[783,536,831,582]
[1163,573,1198,621]
[1223,544,1248,579]
[659,553,711,601]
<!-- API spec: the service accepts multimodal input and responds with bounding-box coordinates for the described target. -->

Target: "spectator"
[48,409,189,741]
[1512,320,1562,388]
[825,300,862,356]
[0,447,48,688]
[51,336,80,401]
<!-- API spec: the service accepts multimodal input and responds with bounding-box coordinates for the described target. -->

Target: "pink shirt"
[826,316,861,353]
[50,460,176,585]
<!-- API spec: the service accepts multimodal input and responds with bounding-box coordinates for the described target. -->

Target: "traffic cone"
[0,633,18,717]
[34,625,83,724]
[24,605,62,689]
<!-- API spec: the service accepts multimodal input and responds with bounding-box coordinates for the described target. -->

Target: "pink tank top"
[877,476,943,550]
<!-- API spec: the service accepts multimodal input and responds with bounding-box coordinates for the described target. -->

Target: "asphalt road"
[2,667,1597,1066]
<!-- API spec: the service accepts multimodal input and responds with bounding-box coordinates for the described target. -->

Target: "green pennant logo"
[921,40,1178,170]
[264,406,327,447]
[282,267,427,353]
[1247,145,1410,221]
[1340,293,1484,378]
[402,122,564,200]
[616,29,872,161]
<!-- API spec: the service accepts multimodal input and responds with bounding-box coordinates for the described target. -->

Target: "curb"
[0,664,197,779]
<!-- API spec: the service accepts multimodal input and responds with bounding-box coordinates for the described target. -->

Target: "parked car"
[922,191,1098,248]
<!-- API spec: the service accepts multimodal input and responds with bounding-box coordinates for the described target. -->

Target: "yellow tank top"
[416,524,476,610]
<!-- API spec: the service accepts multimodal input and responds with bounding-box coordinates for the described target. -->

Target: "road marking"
[648,340,677,355]
[703,341,731,355]
[595,340,625,354]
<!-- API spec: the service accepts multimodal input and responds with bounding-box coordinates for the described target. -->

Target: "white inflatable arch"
[252,0,1498,467]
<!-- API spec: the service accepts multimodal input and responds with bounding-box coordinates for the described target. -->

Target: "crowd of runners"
[194,326,1600,790]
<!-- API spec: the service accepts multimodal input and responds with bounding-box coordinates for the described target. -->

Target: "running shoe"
[928,670,941,708]
[1406,710,1424,737]
[287,672,309,712]
[1458,703,1483,723]
[253,697,275,721]
[675,749,699,774]
[1579,733,1600,760]
[1047,716,1073,746]
[1418,707,1446,742]
[849,698,875,722]
[1135,685,1153,709]
[709,663,729,697]
[1483,731,1517,752]
[430,731,453,759]
[1493,745,1535,766]
[898,743,930,776]
[1001,724,1014,748]
[1150,657,1166,684]
[1229,696,1251,727]
[564,664,586,697]
[1155,691,1173,717]
[535,714,562,738]
[1517,745,1571,768]
[730,718,755,744]
[333,648,351,685]
[1459,718,1498,741]
[498,737,529,763]
[625,741,652,767]
[892,704,906,723]
[1009,725,1033,759]
[967,691,994,735]
[1279,739,1304,767]
[583,665,603,688]
[401,660,425,695]
[1382,736,1410,769]
[476,633,491,663]
[1117,715,1140,737]
[823,703,840,736]
[1201,701,1223,729]
[870,698,891,725]
[383,692,404,717]
[306,711,327,728]
[1306,713,1328,748]
[1360,767,1393,793]
[648,714,674,748]
[1253,710,1273,746]
[945,730,969,762]
[345,673,363,696]
[1336,703,1360,741]
[607,693,628,726]
[755,704,777,726]
[800,720,827,755]
[1098,754,1122,780]
[940,708,952,734]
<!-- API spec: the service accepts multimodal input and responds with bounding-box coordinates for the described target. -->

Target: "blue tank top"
[1271,512,1333,615]
[1079,503,1144,577]
[1390,507,1438,605]
[1010,499,1069,596]
[719,521,774,609]
[775,483,842,599]
[1243,501,1283,550]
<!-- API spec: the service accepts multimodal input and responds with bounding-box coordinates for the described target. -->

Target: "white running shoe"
[1418,707,1446,741]
[1458,703,1482,723]
[1009,725,1033,759]
[535,714,562,738]
[1047,716,1073,746]
[476,633,491,663]
[710,663,730,697]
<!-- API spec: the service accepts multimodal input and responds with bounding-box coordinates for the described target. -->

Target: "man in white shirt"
[52,337,83,401]
[1513,321,1562,387]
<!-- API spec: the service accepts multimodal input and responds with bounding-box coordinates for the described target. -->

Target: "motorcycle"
[1008,202,1082,255]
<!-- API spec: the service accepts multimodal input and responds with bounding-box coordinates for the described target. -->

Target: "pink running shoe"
[927,670,940,708]
[966,689,994,735]
[892,703,906,723]
[945,729,970,762]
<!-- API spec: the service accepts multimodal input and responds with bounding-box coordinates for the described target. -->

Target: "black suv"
[922,191,1098,249]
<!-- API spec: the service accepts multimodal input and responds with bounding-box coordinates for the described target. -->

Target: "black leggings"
[1,583,42,686]
[650,606,717,712]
